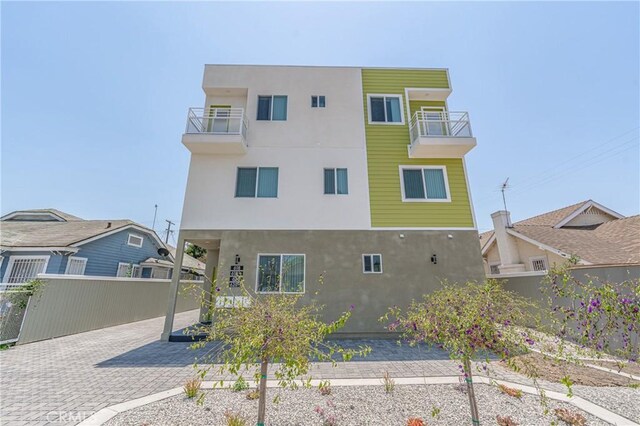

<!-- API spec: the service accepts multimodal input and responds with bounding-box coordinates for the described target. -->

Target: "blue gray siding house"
[0,209,204,284]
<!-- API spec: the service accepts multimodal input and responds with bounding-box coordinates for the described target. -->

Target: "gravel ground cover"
[106,384,611,426]
[573,385,640,424]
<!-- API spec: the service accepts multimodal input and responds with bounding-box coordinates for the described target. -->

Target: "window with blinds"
[401,167,450,201]
[235,167,279,198]
[257,95,287,121]
[4,257,48,283]
[256,254,305,293]
[324,168,348,195]
[368,95,403,124]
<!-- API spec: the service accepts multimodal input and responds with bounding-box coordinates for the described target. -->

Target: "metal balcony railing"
[185,107,248,138]
[409,111,473,144]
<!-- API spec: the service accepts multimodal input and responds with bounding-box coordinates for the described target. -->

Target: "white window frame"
[64,256,88,275]
[530,256,548,272]
[399,165,452,203]
[323,168,349,195]
[362,254,383,274]
[127,233,144,248]
[488,262,501,275]
[311,95,326,108]
[255,253,306,294]
[2,255,50,283]
[235,167,279,199]
[367,94,405,125]
[116,262,131,277]
[257,95,288,121]
[131,264,141,278]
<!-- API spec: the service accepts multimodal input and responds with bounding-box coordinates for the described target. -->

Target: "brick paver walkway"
[0,310,530,425]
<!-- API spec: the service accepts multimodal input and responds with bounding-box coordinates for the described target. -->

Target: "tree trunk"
[256,357,268,426]
[464,356,481,425]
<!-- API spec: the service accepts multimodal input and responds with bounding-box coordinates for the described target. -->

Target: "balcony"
[408,111,477,158]
[182,107,248,154]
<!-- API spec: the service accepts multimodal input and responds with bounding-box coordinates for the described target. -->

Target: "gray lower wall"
[18,275,201,345]
[183,229,485,335]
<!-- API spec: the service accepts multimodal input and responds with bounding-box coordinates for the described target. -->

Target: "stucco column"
[161,234,186,341]
[199,249,219,323]
[491,210,525,273]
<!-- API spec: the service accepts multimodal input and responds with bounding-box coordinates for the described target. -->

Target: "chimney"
[106,222,112,229]
[490,210,525,273]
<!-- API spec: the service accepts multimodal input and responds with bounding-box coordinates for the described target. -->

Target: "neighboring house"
[479,200,640,276]
[140,245,205,280]
[163,64,485,337]
[0,209,203,284]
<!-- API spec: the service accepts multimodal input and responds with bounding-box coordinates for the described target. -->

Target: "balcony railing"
[409,111,473,143]
[185,107,248,138]
[407,111,476,158]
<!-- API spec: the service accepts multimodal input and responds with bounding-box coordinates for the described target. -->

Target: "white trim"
[529,256,548,272]
[71,224,165,250]
[2,255,50,284]
[64,256,88,275]
[36,273,202,283]
[323,168,349,195]
[398,165,452,203]
[366,94,405,125]
[255,253,306,294]
[553,200,625,229]
[505,228,591,265]
[116,262,130,278]
[487,270,547,279]
[0,211,66,222]
[480,234,496,256]
[235,167,279,198]
[127,233,144,248]
[0,246,79,253]
[362,253,383,274]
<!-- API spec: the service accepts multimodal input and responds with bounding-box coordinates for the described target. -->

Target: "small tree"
[185,243,207,261]
[382,280,540,426]
[192,280,369,426]
[543,264,639,367]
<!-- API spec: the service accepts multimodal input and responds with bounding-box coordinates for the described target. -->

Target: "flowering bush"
[314,399,339,426]
[382,280,541,425]
[543,265,639,364]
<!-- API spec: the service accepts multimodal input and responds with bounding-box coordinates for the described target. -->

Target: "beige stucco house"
[480,200,640,276]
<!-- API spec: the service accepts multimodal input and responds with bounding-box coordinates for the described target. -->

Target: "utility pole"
[152,204,158,230]
[500,178,511,227]
[164,219,175,244]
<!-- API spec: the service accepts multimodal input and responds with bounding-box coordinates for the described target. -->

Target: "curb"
[79,376,639,426]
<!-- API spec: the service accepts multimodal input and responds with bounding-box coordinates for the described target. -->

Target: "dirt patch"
[493,352,639,387]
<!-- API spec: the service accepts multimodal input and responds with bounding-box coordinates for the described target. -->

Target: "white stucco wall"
[181,65,371,230]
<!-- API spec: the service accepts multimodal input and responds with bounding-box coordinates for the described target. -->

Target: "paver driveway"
[0,310,518,426]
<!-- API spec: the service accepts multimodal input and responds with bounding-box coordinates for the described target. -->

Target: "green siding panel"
[361,68,474,228]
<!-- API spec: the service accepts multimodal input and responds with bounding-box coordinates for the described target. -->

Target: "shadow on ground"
[96,338,452,368]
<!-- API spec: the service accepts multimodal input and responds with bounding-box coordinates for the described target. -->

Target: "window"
[324,168,348,195]
[116,262,139,278]
[530,257,547,272]
[257,95,287,121]
[65,257,87,275]
[311,95,326,108]
[127,234,143,248]
[3,256,49,284]
[400,166,450,202]
[368,95,404,124]
[235,167,279,198]
[362,254,382,274]
[489,263,500,275]
[256,254,305,293]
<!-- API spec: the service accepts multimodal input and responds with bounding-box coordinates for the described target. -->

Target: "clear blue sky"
[2,2,638,239]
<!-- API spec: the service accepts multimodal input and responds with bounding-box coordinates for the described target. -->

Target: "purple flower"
[349,304,355,311]
[215,287,221,292]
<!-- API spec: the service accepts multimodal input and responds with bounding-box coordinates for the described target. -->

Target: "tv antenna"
[500,178,511,226]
